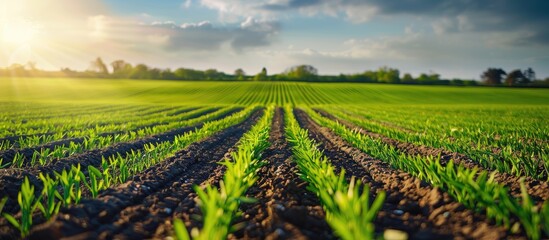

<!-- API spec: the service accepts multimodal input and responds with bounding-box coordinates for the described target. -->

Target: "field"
[0,77,548,239]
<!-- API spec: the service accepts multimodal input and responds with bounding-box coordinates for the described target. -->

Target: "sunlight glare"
[2,20,37,45]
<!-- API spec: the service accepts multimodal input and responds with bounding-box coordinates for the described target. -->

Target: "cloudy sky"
[1,0,548,79]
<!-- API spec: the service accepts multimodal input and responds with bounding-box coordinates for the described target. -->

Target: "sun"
[2,20,37,46]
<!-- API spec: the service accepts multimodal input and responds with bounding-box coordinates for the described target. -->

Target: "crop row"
[174,105,274,239]
[283,106,385,240]
[175,106,387,240]
[321,105,549,180]
[0,106,234,168]
[304,107,549,239]
[0,104,162,137]
[0,105,201,150]
[0,106,259,237]
[1,104,547,239]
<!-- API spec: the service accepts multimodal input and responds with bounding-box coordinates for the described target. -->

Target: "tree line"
[1,58,548,87]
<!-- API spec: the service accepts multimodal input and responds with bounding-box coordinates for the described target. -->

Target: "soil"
[229,108,335,240]
[22,109,263,240]
[0,107,541,239]
[295,109,520,239]
[314,109,549,204]
[0,108,242,215]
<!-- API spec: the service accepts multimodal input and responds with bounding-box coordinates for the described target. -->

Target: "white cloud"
[197,0,378,23]
[79,15,279,54]
[183,0,192,8]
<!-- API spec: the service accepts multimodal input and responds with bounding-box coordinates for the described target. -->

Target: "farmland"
[0,77,548,239]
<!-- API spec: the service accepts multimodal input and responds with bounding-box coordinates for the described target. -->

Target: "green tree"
[402,73,414,83]
[110,60,132,78]
[130,64,149,79]
[363,70,378,82]
[522,68,535,84]
[284,65,318,81]
[376,66,400,83]
[204,69,223,80]
[174,68,205,80]
[505,69,526,86]
[234,68,246,80]
[254,67,267,81]
[481,68,506,85]
[417,72,440,84]
[90,57,109,75]
[160,69,175,80]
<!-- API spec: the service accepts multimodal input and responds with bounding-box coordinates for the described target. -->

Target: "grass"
[1,77,548,105]
[1,77,548,238]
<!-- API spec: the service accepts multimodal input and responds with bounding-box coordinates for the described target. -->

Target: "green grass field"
[1,77,549,239]
[2,77,548,105]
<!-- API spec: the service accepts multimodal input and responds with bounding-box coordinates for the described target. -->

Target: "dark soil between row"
[23,110,263,240]
[295,109,517,239]
[230,108,335,240]
[315,109,549,204]
[0,108,242,215]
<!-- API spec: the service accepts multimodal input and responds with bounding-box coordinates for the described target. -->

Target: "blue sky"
[1,0,548,79]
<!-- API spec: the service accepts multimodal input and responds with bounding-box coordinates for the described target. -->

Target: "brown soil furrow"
[229,108,335,240]
[315,109,549,203]
[295,109,514,239]
[25,110,263,240]
[0,108,242,215]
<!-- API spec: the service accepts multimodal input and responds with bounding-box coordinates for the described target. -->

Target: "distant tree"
[284,65,318,80]
[463,80,478,86]
[417,72,440,84]
[60,67,77,75]
[110,60,133,78]
[130,64,150,79]
[204,69,224,80]
[481,68,506,85]
[505,69,526,86]
[174,68,205,80]
[254,67,268,81]
[8,64,28,76]
[376,66,400,83]
[149,68,162,79]
[402,73,414,83]
[234,68,246,80]
[25,61,37,71]
[160,69,175,80]
[450,79,464,86]
[522,67,535,84]
[363,70,378,82]
[111,60,128,73]
[90,57,109,75]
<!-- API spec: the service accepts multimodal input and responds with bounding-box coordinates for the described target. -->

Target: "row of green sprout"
[173,106,387,240]
[0,106,259,237]
[283,106,385,240]
[0,106,236,169]
[0,104,169,141]
[174,105,274,240]
[321,105,549,181]
[305,107,549,239]
[0,105,200,150]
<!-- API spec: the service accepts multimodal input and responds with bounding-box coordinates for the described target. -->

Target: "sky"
[1,0,548,79]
